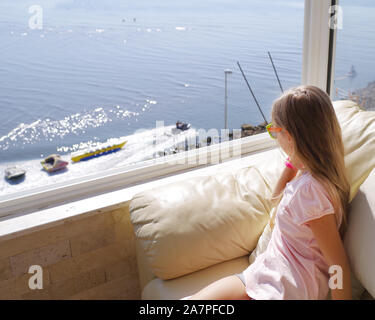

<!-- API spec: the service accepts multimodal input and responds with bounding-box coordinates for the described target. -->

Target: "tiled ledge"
[0,204,140,299]
[0,146,277,242]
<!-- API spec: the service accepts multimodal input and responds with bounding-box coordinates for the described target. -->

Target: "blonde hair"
[271,85,350,237]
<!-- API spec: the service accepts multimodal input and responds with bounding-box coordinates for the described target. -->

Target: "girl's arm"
[308,214,352,300]
[271,165,298,206]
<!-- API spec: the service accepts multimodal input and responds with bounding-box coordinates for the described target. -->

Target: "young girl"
[189,85,352,300]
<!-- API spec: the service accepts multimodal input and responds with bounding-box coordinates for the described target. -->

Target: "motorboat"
[71,140,127,162]
[4,166,26,180]
[176,121,191,131]
[41,154,69,173]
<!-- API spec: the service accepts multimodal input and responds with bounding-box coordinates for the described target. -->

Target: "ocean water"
[0,0,374,197]
[333,0,375,98]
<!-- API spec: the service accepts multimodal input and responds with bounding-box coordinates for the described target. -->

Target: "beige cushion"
[135,239,157,292]
[249,207,275,265]
[344,168,375,299]
[130,148,286,280]
[141,255,250,300]
[334,100,375,201]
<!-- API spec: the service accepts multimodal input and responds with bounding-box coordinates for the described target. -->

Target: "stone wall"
[0,203,140,300]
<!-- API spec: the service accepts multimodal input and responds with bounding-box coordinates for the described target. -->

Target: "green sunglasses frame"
[266,122,282,139]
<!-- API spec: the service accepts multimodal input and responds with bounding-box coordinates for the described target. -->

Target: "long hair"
[271,85,350,237]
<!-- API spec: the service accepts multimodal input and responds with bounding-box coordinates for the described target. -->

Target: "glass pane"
[333,0,375,111]
[0,0,304,198]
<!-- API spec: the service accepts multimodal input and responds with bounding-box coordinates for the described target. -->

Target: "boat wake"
[0,124,198,197]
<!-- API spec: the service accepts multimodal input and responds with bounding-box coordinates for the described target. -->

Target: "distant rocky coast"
[240,122,267,137]
[354,81,375,111]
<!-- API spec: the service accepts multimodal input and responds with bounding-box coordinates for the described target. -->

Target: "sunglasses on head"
[266,122,282,139]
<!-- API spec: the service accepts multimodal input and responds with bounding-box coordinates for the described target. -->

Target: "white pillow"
[249,207,275,264]
[130,165,279,280]
[344,168,375,299]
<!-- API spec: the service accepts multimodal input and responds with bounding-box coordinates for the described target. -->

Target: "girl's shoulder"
[287,170,325,195]
[284,171,336,226]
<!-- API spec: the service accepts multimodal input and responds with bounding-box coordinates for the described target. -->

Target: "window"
[333,0,375,111]
[0,0,304,215]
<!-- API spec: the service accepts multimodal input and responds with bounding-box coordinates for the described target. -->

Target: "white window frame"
[0,0,338,218]
[302,0,338,97]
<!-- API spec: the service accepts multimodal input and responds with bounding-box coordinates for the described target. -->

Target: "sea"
[1,0,374,197]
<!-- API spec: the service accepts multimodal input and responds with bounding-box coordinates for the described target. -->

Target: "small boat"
[348,65,357,77]
[41,154,69,173]
[71,140,127,162]
[176,121,191,131]
[4,166,26,180]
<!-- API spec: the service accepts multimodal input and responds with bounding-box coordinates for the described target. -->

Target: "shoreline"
[354,81,375,111]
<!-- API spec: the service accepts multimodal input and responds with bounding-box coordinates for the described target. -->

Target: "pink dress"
[243,171,342,300]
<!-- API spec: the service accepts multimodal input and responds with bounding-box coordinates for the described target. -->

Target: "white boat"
[4,166,26,180]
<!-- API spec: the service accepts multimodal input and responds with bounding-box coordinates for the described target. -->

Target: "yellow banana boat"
[71,141,127,162]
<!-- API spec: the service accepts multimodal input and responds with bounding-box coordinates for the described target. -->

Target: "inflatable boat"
[41,154,69,173]
[71,141,127,162]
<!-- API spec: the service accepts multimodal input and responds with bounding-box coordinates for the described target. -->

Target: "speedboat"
[41,154,69,173]
[71,140,127,162]
[176,121,191,131]
[4,167,26,180]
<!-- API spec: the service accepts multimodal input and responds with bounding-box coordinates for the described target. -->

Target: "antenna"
[224,69,232,130]
[236,61,268,124]
[268,51,284,93]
